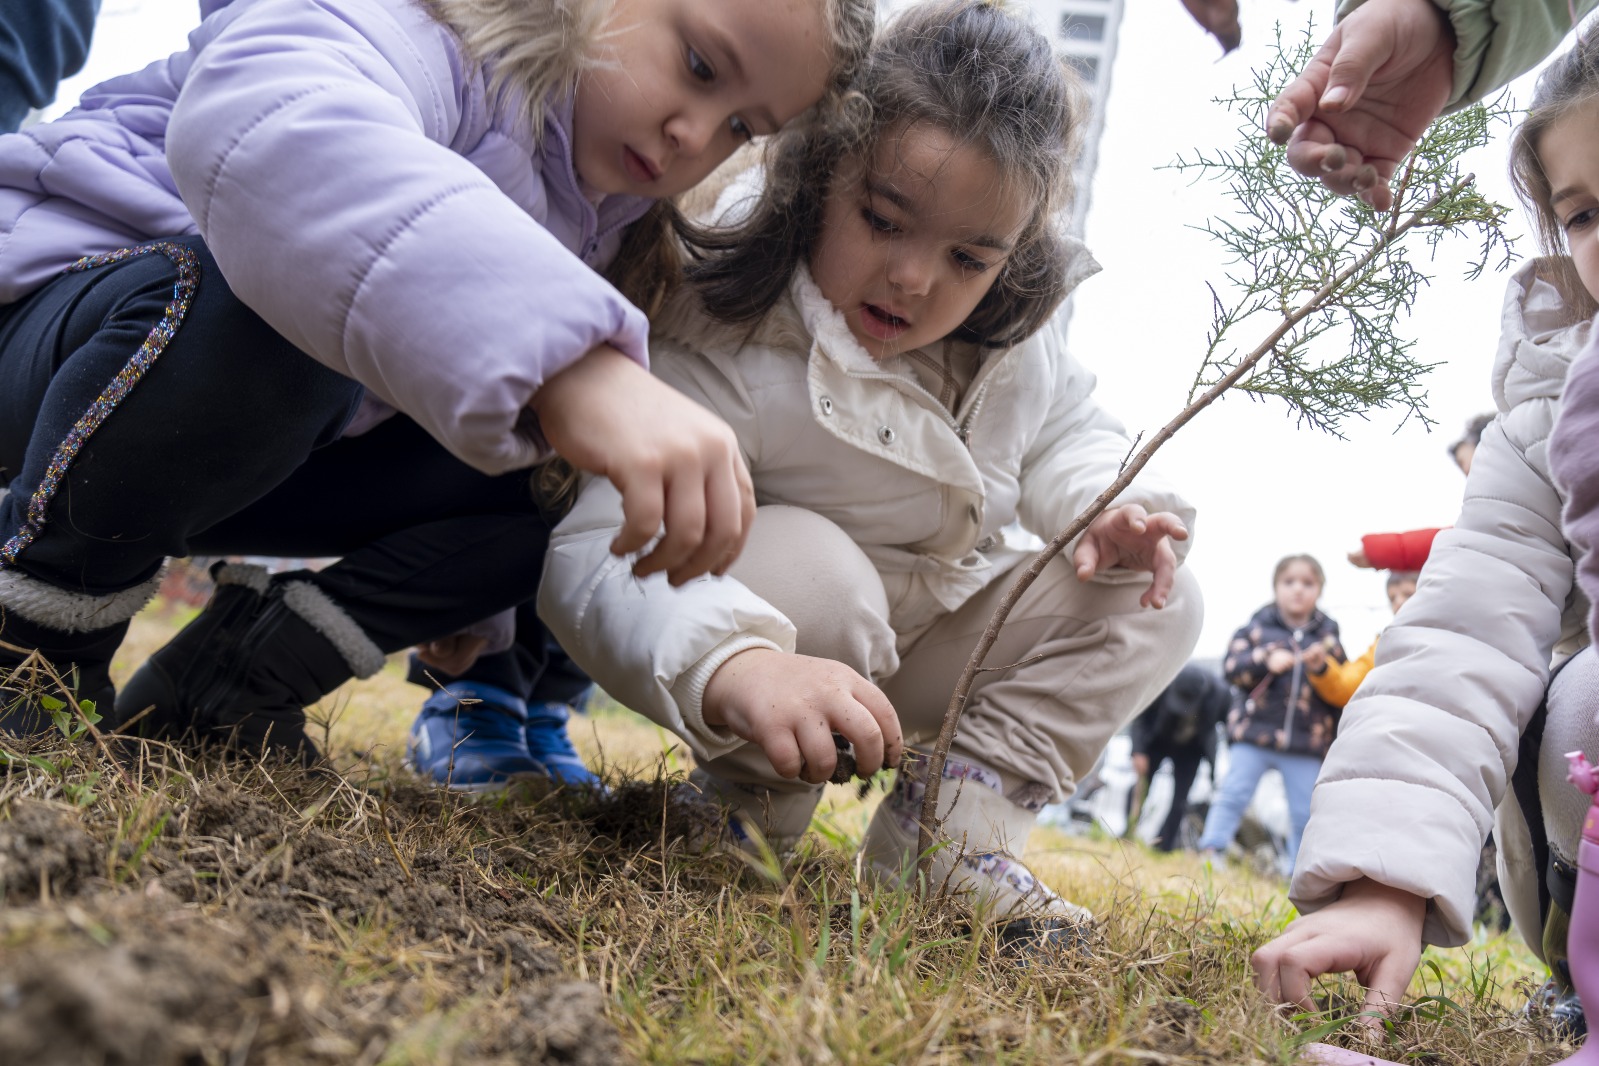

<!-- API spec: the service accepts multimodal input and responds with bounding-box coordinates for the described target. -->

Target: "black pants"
[0,238,548,652]
[404,598,594,708]
[1133,742,1207,852]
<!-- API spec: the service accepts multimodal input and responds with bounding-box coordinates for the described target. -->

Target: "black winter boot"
[111,563,386,763]
[0,567,159,738]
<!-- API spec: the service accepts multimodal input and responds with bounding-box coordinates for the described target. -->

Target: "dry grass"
[0,605,1576,1065]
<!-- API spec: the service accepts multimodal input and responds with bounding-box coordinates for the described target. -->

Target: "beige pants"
[694,506,1204,838]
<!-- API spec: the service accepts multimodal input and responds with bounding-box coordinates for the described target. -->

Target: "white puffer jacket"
[538,263,1195,762]
[1291,261,1592,950]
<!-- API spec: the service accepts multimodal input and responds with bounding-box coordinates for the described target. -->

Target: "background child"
[1301,570,1418,707]
[1128,662,1231,852]
[1197,554,1343,872]
[1253,35,1599,1024]
[0,0,873,754]
[540,0,1202,942]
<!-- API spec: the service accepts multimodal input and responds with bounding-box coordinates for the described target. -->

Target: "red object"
[1360,528,1441,571]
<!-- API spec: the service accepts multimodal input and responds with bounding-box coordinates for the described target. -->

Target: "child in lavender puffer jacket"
[0,0,873,762]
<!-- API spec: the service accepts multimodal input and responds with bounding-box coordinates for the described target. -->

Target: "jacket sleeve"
[1308,639,1376,708]
[1014,320,1196,574]
[166,0,649,475]
[1360,528,1443,571]
[1290,417,1573,947]
[1336,0,1599,111]
[537,343,791,763]
[1127,703,1160,757]
[1550,341,1599,645]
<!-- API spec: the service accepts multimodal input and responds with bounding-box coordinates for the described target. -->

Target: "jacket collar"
[533,93,655,249]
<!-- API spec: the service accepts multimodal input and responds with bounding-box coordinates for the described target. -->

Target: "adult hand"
[1252,877,1427,1022]
[1073,504,1190,609]
[416,632,489,675]
[702,648,902,784]
[1266,647,1297,674]
[532,346,756,586]
[1266,0,1456,210]
[1179,0,1242,53]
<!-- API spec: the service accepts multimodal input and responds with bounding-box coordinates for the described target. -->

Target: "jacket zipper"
[1283,627,1304,749]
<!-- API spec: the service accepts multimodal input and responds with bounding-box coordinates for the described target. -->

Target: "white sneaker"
[862,752,1093,926]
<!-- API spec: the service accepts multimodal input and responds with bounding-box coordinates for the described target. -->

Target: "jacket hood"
[1248,602,1328,634]
[1494,258,1595,415]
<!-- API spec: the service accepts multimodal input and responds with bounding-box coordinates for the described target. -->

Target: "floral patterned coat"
[1223,603,1344,757]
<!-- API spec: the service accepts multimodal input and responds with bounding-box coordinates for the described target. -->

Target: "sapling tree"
[916,23,1515,882]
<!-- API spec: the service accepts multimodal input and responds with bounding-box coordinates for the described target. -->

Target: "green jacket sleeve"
[1336,0,1599,109]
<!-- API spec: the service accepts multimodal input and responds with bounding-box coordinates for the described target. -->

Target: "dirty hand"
[1265,647,1297,674]
[702,649,902,784]
[1266,0,1455,211]
[1073,504,1189,608]
[532,346,756,586]
[416,632,490,675]
[1251,877,1426,1023]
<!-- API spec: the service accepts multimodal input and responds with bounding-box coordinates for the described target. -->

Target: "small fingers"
[796,719,839,785]
[611,466,666,559]
[763,731,805,780]
[1073,534,1101,581]
[853,680,901,773]
[1142,537,1179,609]
[667,459,741,586]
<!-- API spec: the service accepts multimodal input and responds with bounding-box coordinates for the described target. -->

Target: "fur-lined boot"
[111,563,384,763]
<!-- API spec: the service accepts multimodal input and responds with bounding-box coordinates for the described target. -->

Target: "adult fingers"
[1267,34,1337,144]
[1285,121,1365,191]
[1317,12,1393,113]
[610,463,666,558]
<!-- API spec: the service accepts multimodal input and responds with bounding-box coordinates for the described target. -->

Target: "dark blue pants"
[0,0,100,131]
[0,238,549,651]
[405,599,595,708]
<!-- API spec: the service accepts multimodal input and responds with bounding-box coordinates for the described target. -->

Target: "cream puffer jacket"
[1291,260,1592,951]
[538,262,1195,762]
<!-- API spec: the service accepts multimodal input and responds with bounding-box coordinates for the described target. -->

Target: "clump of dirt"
[0,800,105,902]
[484,980,629,1064]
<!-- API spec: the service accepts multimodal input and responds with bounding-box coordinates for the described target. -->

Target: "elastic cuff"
[280,580,386,679]
[672,634,781,751]
[0,564,166,633]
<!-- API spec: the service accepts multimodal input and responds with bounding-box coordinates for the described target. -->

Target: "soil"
[0,765,637,1066]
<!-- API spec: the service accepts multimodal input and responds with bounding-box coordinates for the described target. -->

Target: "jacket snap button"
[819,396,834,415]
[878,426,895,444]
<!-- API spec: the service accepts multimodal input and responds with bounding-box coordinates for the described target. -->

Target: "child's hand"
[1301,644,1327,674]
[416,633,490,675]
[1072,504,1189,608]
[1347,548,1372,568]
[1265,647,1296,674]
[532,346,755,586]
[702,649,902,784]
[1251,877,1426,1023]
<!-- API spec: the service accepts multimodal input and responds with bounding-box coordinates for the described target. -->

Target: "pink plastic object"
[1299,1046,1404,1066]
[1552,751,1599,1064]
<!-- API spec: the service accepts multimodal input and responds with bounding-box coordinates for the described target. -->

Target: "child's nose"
[665,108,717,159]
[888,253,932,297]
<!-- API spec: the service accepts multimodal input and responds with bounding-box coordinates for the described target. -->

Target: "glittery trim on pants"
[0,242,201,569]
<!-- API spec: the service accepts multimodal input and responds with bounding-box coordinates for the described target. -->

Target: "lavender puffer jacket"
[0,0,651,475]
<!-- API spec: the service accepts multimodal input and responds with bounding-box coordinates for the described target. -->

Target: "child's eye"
[954,249,990,273]
[729,116,753,142]
[861,207,897,234]
[687,47,714,82]
[1567,208,1598,232]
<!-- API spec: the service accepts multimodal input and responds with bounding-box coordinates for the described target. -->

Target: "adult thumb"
[1319,17,1390,111]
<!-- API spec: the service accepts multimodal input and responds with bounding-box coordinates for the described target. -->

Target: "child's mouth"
[860,302,909,340]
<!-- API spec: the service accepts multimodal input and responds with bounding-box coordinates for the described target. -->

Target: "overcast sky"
[52,0,1562,658]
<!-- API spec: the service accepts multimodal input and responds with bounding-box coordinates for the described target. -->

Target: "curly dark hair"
[680,0,1089,349]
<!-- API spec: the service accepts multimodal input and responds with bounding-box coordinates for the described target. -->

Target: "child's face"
[1387,578,1417,614]
[572,0,830,198]
[1274,562,1321,619]
[809,122,1032,360]
[1542,96,1599,306]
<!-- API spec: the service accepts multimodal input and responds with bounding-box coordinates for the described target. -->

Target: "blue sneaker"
[524,700,603,788]
[407,682,547,792]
